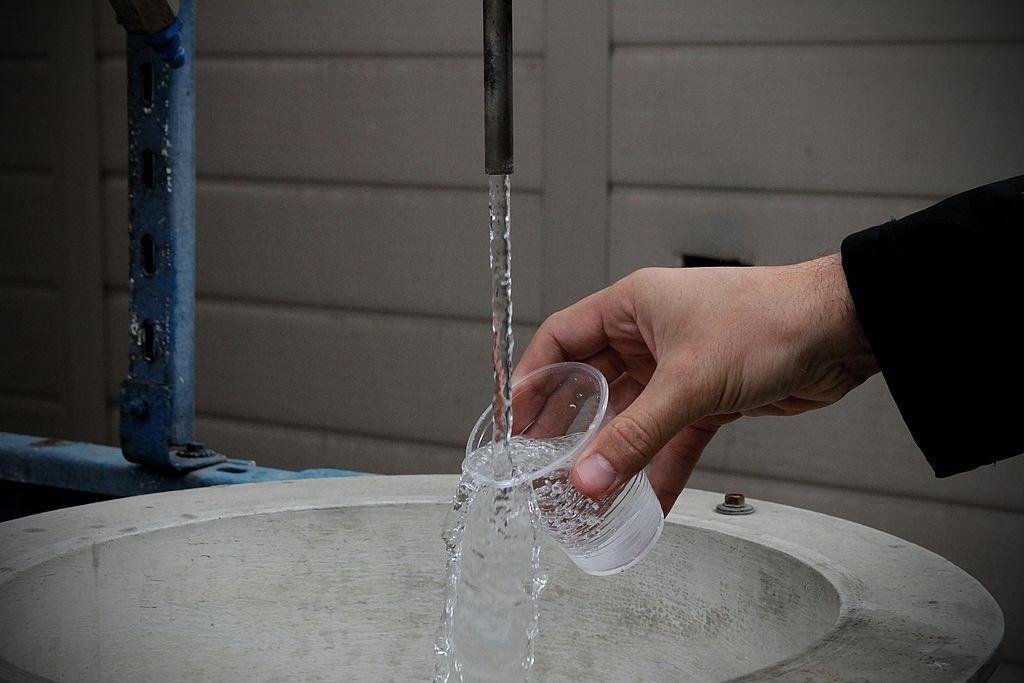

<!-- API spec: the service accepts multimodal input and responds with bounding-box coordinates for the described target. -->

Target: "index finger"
[513,287,614,382]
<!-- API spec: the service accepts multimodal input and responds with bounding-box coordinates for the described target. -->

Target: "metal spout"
[483,0,513,174]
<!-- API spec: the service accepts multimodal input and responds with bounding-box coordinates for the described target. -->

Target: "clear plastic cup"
[464,362,664,576]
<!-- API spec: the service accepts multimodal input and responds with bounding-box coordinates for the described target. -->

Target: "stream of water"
[487,174,515,479]
[434,175,547,682]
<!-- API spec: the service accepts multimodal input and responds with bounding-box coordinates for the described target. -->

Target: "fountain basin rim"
[0,475,1004,682]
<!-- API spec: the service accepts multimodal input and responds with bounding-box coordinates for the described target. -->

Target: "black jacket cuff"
[840,175,1024,477]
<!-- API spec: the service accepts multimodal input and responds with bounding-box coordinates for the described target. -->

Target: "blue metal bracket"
[0,433,366,498]
[0,3,373,504]
[119,0,221,472]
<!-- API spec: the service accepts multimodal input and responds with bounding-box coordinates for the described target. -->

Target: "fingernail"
[573,454,617,496]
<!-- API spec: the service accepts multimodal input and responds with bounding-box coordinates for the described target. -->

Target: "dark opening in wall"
[681,254,750,268]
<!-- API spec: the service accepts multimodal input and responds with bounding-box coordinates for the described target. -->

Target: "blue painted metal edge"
[120,0,221,471]
[0,432,368,498]
[141,17,186,68]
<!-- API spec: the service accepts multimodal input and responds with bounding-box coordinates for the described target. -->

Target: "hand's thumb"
[572,372,690,498]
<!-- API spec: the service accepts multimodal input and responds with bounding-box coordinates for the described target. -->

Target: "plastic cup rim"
[464,361,609,489]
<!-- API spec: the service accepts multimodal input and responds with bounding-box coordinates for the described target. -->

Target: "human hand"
[513,255,878,515]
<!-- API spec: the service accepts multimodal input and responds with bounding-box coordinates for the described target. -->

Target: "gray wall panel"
[0,174,58,284]
[103,179,545,322]
[700,375,1024,513]
[54,1,106,443]
[613,0,1024,44]
[543,0,611,312]
[100,56,545,189]
[0,286,62,396]
[0,2,51,56]
[105,294,534,446]
[0,395,62,438]
[0,60,52,170]
[95,0,545,56]
[611,45,1024,196]
[0,16,66,442]
[105,408,463,475]
[194,413,463,475]
[609,186,930,279]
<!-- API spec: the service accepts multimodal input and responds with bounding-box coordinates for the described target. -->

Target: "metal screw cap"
[127,399,149,418]
[715,492,755,515]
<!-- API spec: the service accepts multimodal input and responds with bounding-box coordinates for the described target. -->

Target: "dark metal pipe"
[483,0,513,174]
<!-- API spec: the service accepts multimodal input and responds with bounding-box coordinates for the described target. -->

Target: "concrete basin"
[0,475,1002,681]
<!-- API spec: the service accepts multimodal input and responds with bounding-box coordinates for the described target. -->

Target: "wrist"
[800,253,873,361]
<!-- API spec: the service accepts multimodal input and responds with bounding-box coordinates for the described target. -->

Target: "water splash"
[434,477,477,681]
[434,478,542,682]
[436,439,578,682]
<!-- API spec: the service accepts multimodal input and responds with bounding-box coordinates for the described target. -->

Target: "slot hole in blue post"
[141,234,156,275]
[142,149,155,189]
[217,466,248,474]
[141,320,156,361]
[141,61,154,107]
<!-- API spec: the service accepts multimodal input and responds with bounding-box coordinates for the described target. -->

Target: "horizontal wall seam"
[0,390,62,405]
[612,39,1024,50]
[99,171,544,196]
[0,280,57,294]
[611,181,945,203]
[102,287,543,329]
[197,409,464,453]
[96,49,544,61]
[0,165,51,178]
[0,54,48,64]
[102,400,465,453]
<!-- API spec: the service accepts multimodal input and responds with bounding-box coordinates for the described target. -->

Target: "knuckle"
[535,313,566,346]
[651,475,683,497]
[616,267,671,312]
[539,308,564,331]
[622,267,656,291]
[606,413,660,470]
[652,482,683,503]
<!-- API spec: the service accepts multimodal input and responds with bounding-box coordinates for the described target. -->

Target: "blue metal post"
[0,2,372,502]
[119,0,220,471]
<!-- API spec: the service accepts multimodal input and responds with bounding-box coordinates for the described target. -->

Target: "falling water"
[488,174,515,479]
[434,175,547,681]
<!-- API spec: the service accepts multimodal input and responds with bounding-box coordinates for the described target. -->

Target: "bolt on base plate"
[715,492,755,515]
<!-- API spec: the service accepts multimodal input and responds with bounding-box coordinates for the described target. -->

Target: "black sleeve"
[840,175,1024,478]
